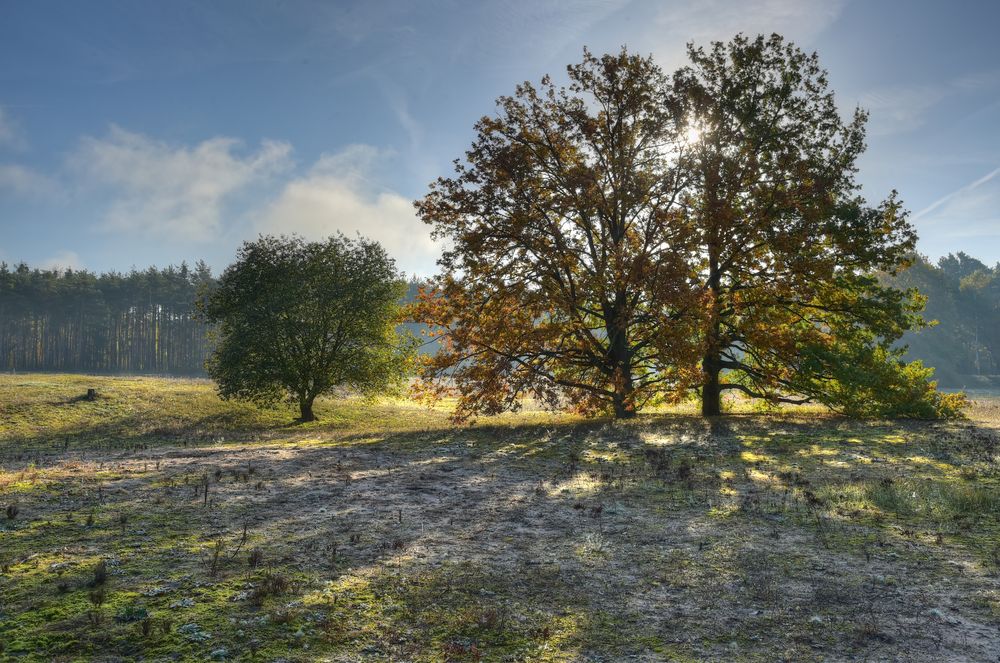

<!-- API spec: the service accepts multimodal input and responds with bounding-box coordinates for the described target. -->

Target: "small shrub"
[248,548,264,570]
[676,458,693,483]
[941,484,1000,517]
[271,609,296,625]
[866,478,913,516]
[985,544,1000,576]
[5,503,18,520]
[115,604,149,624]
[442,640,482,661]
[379,537,406,552]
[205,540,225,576]
[644,448,671,478]
[738,549,778,602]
[476,606,505,631]
[91,560,108,586]
[88,586,107,625]
[249,566,290,605]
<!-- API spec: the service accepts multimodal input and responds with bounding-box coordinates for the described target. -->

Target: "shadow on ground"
[3,409,1000,660]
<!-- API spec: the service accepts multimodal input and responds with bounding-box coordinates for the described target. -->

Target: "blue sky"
[1,0,999,276]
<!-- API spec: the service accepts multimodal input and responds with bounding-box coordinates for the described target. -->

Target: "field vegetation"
[2,374,999,661]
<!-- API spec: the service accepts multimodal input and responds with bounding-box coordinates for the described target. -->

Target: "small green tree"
[201,234,413,421]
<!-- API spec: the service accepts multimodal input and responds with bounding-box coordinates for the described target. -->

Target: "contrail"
[913,165,1000,221]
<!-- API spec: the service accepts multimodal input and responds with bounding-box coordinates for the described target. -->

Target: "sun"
[684,124,702,145]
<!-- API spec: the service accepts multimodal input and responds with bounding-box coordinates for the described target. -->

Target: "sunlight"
[5,3,998,657]
[684,124,701,145]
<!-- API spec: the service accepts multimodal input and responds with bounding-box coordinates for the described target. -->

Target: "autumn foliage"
[413,48,705,420]
[413,35,964,420]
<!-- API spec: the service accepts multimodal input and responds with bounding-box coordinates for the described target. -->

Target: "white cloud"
[255,145,437,275]
[71,126,292,242]
[0,163,56,196]
[38,250,83,272]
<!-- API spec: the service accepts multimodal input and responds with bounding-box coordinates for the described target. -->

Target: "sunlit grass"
[2,374,1000,660]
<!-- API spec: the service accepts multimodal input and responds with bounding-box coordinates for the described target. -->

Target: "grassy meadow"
[1,374,1000,661]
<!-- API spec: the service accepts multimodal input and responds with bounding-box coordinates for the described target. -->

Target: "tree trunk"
[701,352,722,416]
[702,230,723,417]
[299,397,317,422]
[612,387,637,419]
[606,299,636,419]
[612,399,637,419]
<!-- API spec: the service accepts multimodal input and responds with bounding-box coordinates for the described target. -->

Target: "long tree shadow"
[3,411,1000,660]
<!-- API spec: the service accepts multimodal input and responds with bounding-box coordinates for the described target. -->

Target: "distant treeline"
[3,253,997,386]
[0,263,427,376]
[0,262,216,375]
[888,252,1000,387]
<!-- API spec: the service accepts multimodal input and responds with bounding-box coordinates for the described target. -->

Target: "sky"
[1,0,999,277]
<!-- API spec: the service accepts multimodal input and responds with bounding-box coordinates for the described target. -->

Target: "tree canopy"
[414,35,962,420]
[672,34,929,415]
[201,234,414,421]
[413,48,704,419]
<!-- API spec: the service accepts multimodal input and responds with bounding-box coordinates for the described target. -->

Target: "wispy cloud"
[0,163,55,196]
[912,166,1000,261]
[860,69,1000,136]
[859,85,949,136]
[374,76,423,154]
[914,166,1000,221]
[38,250,82,272]
[0,107,56,197]
[477,0,631,60]
[651,0,845,66]
[952,70,1000,92]
[0,106,27,151]
[255,144,436,276]
[71,126,292,242]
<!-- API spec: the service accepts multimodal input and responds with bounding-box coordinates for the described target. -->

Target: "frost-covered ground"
[2,375,999,661]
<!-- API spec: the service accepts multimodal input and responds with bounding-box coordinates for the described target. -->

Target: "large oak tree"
[671,34,948,416]
[413,49,703,419]
[415,37,962,420]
